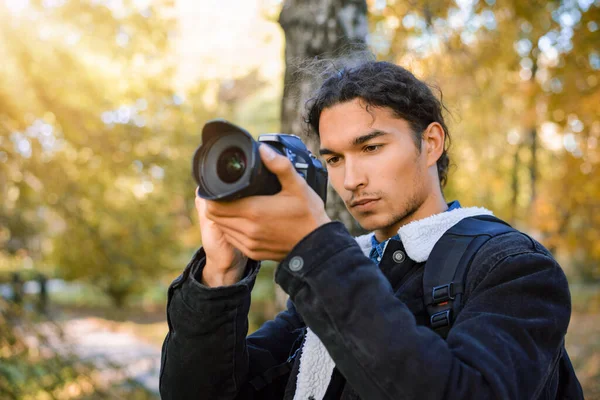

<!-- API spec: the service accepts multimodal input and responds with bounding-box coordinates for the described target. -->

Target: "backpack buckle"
[430,310,452,330]
[432,283,455,303]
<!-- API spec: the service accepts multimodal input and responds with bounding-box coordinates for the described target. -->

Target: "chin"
[354,213,390,233]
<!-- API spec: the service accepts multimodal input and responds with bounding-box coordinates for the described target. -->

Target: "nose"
[343,158,367,191]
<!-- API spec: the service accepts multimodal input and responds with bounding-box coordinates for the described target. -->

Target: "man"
[160,61,582,399]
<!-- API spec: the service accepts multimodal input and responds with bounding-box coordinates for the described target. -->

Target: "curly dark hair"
[305,61,451,188]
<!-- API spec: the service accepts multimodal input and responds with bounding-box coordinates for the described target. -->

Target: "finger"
[220,229,267,260]
[219,224,288,258]
[222,230,282,262]
[205,197,259,219]
[259,144,303,190]
[207,215,254,236]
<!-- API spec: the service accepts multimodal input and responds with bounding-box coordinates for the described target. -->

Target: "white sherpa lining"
[293,329,336,400]
[355,206,493,262]
[293,206,493,400]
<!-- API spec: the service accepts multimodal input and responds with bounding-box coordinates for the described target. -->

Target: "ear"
[422,122,445,168]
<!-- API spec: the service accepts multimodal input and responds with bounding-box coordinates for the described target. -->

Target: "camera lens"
[217,146,247,183]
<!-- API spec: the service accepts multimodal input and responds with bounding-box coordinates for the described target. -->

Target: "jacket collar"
[355,206,493,262]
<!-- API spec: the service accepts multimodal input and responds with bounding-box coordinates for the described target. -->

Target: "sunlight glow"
[4,0,29,15]
[540,122,564,152]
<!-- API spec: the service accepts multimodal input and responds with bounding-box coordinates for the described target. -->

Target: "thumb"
[195,191,210,223]
[259,144,302,190]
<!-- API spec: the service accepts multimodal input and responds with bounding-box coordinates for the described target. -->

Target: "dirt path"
[59,317,162,394]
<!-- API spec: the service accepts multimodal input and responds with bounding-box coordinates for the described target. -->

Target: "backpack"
[423,214,514,338]
[424,215,584,399]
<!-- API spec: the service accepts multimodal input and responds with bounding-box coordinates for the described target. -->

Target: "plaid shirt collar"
[369,234,399,263]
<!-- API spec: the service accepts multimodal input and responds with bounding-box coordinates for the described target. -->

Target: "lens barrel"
[193,119,327,204]
[192,120,281,201]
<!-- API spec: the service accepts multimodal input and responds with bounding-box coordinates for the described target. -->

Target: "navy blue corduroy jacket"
[159,219,582,399]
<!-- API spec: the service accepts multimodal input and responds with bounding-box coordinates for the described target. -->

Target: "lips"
[350,198,379,208]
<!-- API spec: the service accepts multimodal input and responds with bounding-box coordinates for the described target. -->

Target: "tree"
[0,0,183,306]
[539,1,600,280]
[369,0,599,279]
[279,0,369,235]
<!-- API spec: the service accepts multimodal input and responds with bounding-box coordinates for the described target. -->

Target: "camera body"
[193,119,328,204]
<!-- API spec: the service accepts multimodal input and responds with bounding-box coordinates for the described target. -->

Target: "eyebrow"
[319,130,389,156]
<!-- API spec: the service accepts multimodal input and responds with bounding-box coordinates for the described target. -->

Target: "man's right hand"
[195,192,248,287]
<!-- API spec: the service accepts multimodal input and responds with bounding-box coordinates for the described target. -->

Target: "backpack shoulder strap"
[423,215,514,338]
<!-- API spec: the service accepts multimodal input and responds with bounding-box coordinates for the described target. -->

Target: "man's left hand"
[205,144,331,261]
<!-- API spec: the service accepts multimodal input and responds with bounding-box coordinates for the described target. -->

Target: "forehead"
[318,99,412,148]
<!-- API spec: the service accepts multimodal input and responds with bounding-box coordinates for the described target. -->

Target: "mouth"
[350,198,380,209]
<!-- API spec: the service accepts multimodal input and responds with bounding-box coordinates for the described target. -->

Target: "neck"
[374,193,448,242]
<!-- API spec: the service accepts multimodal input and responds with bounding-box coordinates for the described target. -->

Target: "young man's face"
[318,98,438,240]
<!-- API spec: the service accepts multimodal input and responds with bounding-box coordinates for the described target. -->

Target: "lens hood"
[192,119,281,201]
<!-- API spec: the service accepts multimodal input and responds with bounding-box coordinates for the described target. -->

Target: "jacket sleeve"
[159,248,305,400]
[275,222,571,400]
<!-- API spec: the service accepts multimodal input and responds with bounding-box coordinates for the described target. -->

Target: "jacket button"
[289,256,304,272]
[392,250,406,263]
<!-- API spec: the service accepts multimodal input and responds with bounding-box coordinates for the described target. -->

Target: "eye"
[326,156,341,166]
[364,144,382,153]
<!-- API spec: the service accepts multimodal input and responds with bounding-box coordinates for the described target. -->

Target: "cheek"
[375,153,406,181]
[388,148,421,177]
[326,167,345,191]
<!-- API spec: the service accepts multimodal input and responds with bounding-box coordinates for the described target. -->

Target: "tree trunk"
[510,144,520,225]
[279,0,369,236]
[526,58,539,213]
[105,285,129,308]
[279,0,368,136]
[274,0,369,310]
[528,126,538,208]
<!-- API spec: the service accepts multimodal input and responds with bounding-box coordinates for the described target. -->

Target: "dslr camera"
[192,119,328,204]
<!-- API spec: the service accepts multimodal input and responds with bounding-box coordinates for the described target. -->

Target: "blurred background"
[0,0,598,398]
